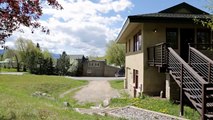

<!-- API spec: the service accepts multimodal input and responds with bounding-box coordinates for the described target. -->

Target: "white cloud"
[6,0,133,56]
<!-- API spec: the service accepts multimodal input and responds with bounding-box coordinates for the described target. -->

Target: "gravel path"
[74,80,120,103]
[108,106,187,120]
[0,72,26,75]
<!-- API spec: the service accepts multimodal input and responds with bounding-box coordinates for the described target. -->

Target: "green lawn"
[109,80,200,120]
[110,96,200,120]
[0,74,120,120]
[109,80,124,90]
[0,68,17,72]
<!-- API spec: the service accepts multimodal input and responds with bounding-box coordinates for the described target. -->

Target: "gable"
[159,2,209,14]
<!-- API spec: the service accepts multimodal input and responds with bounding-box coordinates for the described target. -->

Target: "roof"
[159,2,209,14]
[68,55,84,60]
[128,13,211,23]
[128,2,211,23]
[116,2,212,43]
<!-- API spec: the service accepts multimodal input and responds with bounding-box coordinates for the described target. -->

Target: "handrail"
[189,46,213,83]
[190,43,213,46]
[168,47,208,84]
[190,47,213,65]
[147,43,212,118]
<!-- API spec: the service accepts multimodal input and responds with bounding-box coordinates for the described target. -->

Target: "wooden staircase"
[147,43,213,120]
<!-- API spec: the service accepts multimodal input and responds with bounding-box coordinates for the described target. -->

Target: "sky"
[5,0,211,56]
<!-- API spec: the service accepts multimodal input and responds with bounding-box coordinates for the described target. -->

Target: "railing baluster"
[208,62,211,83]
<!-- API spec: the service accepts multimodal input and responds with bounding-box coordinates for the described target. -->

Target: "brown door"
[180,29,195,62]
[133,70,138,97]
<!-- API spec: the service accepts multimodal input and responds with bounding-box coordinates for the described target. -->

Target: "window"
[133,31,142,52]
[166,28,178,49]
[197,29,210,50]
[88,62,100,67]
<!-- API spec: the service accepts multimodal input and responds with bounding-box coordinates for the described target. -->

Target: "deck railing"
[147,43,213,119]
[189,45,213,83]
[147,42,167,67]
[168,47,208,115]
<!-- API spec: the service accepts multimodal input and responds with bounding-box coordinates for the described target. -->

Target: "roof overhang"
[128,13,212,23]
[116,19,140,44]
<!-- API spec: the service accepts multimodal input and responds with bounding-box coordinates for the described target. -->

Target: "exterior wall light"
[153,28,157,33]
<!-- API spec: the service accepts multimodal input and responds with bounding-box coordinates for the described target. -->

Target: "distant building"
[83,60,119,77]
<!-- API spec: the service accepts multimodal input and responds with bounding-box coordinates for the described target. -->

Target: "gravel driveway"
[74,80,120,103]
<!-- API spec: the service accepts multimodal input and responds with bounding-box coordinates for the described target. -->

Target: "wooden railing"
[147,42,167,67]
[189,43,213,51]
[147,43,213,119]
[189,46,213,83]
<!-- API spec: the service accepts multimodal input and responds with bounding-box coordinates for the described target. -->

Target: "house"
[116,2,213,119]
[83,60,119,77]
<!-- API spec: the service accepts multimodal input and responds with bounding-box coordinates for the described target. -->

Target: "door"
[180,29,195,62]
[133,69,138,97]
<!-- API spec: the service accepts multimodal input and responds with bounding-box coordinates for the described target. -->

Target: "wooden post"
[208,62,211,83]
[180,64,184,116]
[201,84,207,120]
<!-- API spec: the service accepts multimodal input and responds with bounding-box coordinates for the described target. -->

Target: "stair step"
[190,95,201,101]
[183,82,197,85]
[195,103,202,108]
[183,88,201,92]
[207,88,213,95]
[205,114,213,118]
[174,76,180,80]
[168,67,179,70]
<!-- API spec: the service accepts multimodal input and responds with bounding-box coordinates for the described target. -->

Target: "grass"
[109,80,200,119]
[0,74,121,120]
[109,80,124,90]
[0,68,17,72]
[110,96,200,120]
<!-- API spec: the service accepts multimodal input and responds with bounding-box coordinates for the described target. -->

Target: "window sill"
[126,50,142,56]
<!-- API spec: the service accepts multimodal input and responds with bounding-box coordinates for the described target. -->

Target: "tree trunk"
[14,55,20,72]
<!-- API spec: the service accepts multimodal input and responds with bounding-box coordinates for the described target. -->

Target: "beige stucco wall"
[143,23,166,95]
[125,24,143,97]
[143,23,209,95]
[126,53,143,97]
[124,22,210,97]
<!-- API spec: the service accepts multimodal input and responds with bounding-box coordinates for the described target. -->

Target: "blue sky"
[5,0,210,56]
[131,0,209,15]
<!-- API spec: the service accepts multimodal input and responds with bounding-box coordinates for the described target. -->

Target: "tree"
[56,51,70,75]
[0,0,63,41]
[194,1,213,30]
[105,40,125,68]
[3,48,21,71]
[15,37,35,71]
